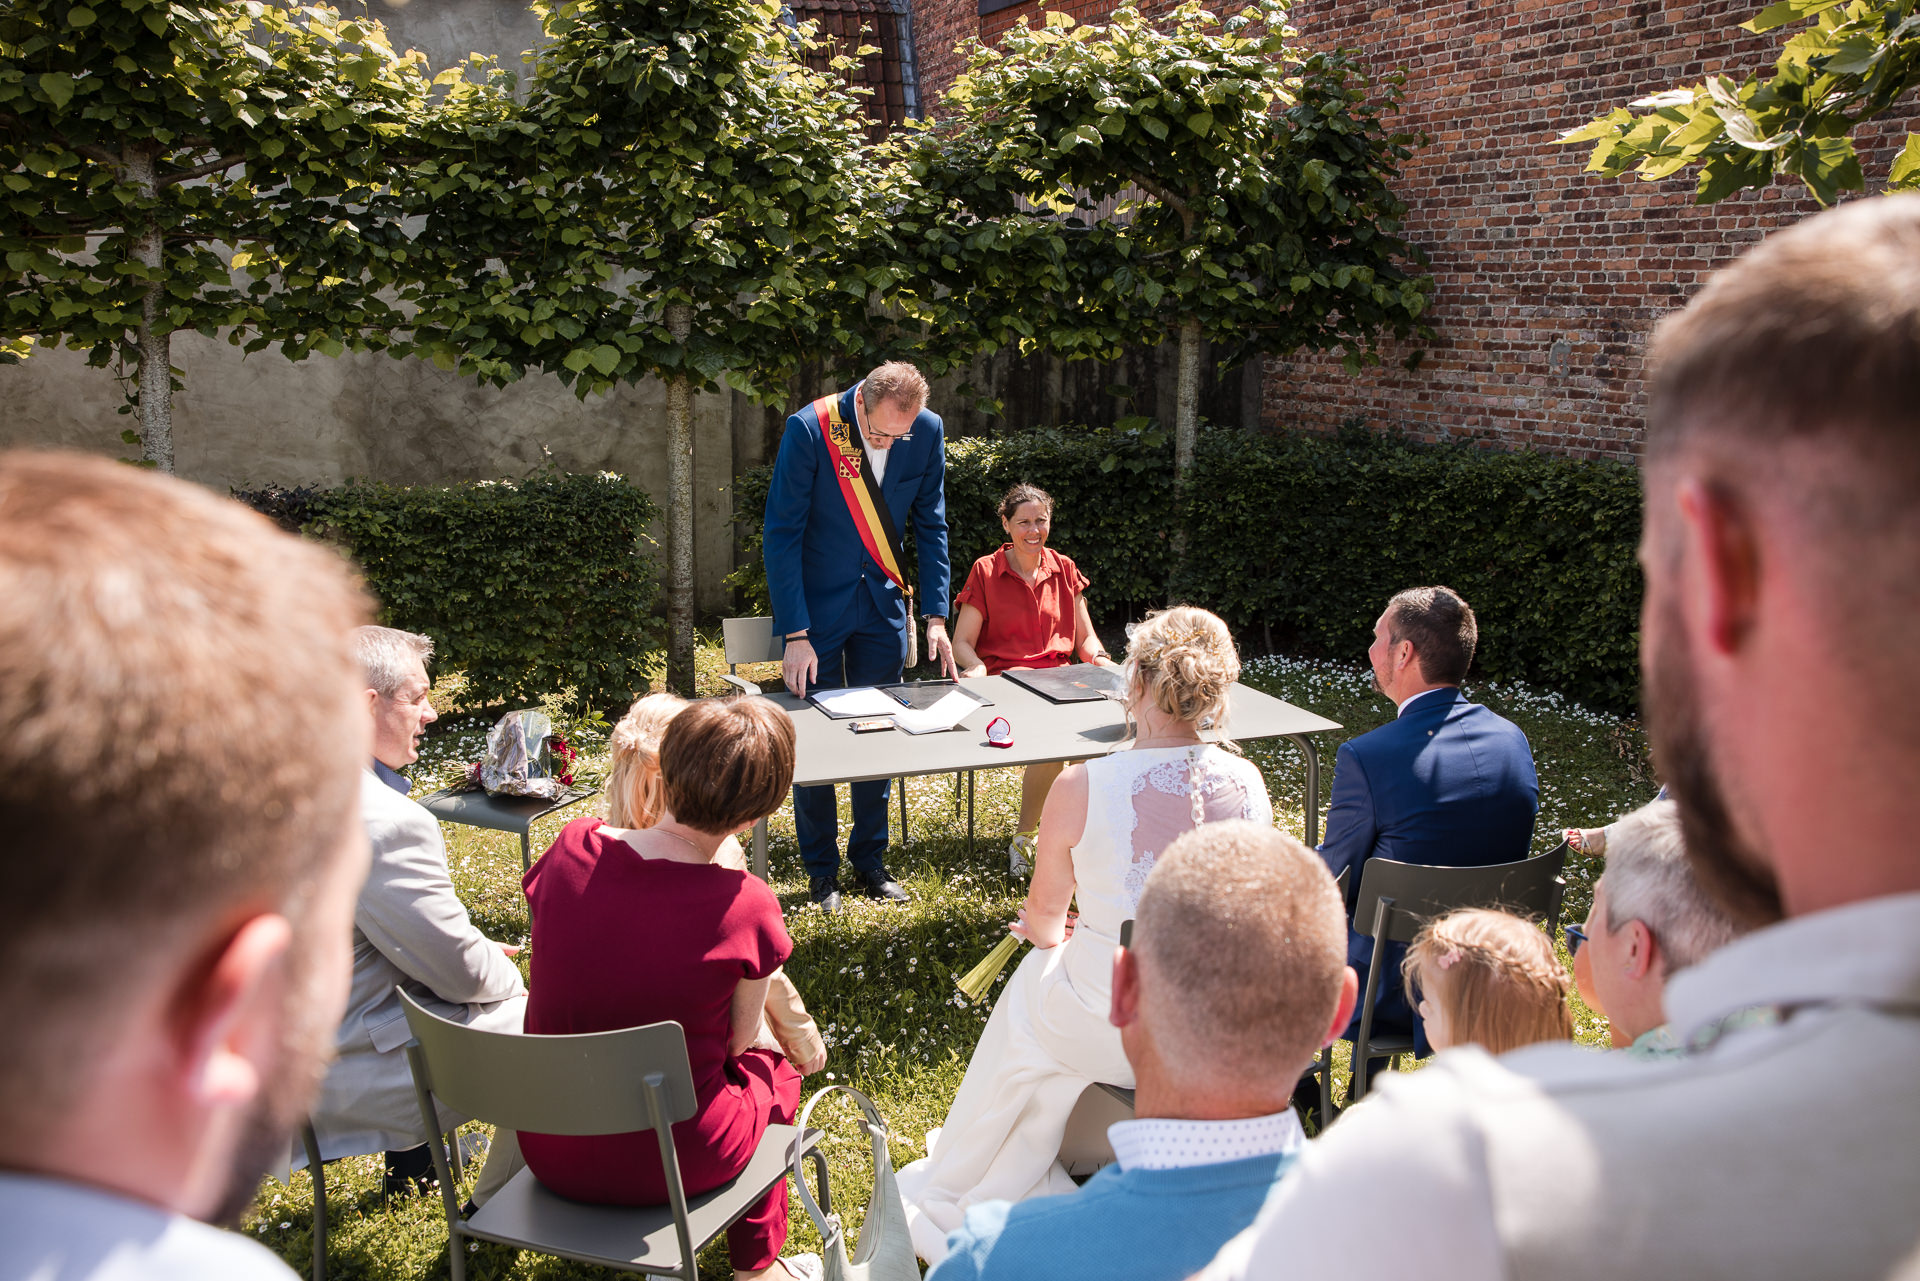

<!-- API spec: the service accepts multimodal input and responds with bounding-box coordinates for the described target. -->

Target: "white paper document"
[893,689,978,735]
[811,687,905,718]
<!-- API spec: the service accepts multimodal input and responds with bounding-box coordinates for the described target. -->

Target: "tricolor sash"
[815,393,908,594]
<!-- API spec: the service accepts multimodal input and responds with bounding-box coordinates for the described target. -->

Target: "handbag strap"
[792,1084,891,1238]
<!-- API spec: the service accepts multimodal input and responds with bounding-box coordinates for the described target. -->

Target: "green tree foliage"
[1558,0,1920,206]
[0,0,454,469]
[401,0,887,693]
[892,2,1433,514]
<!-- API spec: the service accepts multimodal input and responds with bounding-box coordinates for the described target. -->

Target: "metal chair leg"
[300,1123,326,1281]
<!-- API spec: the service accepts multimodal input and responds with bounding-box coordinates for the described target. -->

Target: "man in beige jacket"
[307,627,527,1200]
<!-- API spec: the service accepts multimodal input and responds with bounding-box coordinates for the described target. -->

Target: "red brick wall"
[908,0,1917,460]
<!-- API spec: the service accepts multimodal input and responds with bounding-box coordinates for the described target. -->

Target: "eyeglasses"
[1564,923,1588,955]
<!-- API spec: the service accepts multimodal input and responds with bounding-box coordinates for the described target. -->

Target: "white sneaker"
[1008,833,1035,878]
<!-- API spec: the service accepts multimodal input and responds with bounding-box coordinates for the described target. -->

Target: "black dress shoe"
[858,869,910,903]
[808,877,843,913]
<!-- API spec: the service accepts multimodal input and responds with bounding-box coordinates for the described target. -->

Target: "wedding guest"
[1567,799,1740,1057]
[952,483,1118,875]
[0,452,369,1278]
[928,821,1356,1281]
[520,697,821,1281]
[898,607,1273,1265]
[1202,195,1920,1281]
[309,626,527,1202]
[1402,909,1573,1057]
[607,692,825,1074]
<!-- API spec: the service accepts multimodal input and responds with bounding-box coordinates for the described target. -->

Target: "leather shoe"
[808,877,842,913]
[858,870,910,903]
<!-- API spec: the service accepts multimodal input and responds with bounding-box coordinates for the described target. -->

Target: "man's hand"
[782,636,818,698]
[925,617,959,679]
[793,1048,828,1076]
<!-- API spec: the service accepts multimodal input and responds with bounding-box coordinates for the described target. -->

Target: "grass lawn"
[245,645,1659,1279]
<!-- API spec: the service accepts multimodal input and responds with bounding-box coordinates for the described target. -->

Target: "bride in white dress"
[897,607,1273,1263]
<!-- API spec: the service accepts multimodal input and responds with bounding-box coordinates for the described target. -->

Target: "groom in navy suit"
[763,362,955,912]
[1317,587,1539,1066]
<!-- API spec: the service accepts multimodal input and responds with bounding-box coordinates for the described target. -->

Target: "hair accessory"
[1435,947,1464,971]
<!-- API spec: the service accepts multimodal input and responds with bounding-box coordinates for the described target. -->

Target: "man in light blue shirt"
[930,820,1358,1281]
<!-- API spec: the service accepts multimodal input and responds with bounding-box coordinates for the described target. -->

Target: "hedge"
[238,472,662,710]
[732,426,1644,711]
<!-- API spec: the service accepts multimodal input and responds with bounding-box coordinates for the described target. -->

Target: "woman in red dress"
[952,483,1119,874]
[520,696,821,1281]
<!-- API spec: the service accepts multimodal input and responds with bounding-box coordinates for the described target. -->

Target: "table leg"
[519,833,532,874]
[1286,734,1322,847]
[967,769,975,854]
[752,817,769,880]
[897,777,907,846]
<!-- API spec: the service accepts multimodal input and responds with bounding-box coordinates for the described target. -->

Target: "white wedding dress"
[896,744,1273,1263]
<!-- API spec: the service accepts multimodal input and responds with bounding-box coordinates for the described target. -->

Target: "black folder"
[1002,663,1125,704]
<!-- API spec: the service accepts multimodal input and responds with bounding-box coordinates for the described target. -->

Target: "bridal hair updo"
[605,692,688,828]
[1123,605,1239,737]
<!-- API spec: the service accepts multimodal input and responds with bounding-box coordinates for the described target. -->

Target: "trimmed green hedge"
[240,472,662,710]
[732,426,1643,711]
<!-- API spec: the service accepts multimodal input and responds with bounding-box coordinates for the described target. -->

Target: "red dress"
[955,545,1091,675]
[521,817,801,1270]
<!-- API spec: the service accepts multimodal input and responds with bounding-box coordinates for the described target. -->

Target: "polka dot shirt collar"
[1106,1108,1305,1172]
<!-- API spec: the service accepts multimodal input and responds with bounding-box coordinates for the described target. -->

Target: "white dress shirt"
[1107,1109,1304,1172]
[864,438,889,485]
[0,1172,297,1280]
[1394,685,1453,716]
[1203,890,1920,1281]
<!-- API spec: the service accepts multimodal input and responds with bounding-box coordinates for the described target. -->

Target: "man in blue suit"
[1316,586,1538,1077]
[764,361,955,912]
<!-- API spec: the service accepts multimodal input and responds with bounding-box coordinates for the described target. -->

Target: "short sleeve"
[1057,551,1090,596]
[955,556,991,613]
[735,877,794,981]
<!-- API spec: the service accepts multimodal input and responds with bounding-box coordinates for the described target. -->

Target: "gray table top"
[761,675,1341,788]
[419,785,599,835]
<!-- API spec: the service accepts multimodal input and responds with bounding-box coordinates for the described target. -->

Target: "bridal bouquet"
[955,934,1024,1004]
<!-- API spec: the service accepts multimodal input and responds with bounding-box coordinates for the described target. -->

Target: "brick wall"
[908,0,1917,460]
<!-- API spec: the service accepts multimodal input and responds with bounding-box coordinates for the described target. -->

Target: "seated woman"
[606,692,826,1074]
[952,483,1118,875]
[521,697,819,1281]
[897,607,1272,1265]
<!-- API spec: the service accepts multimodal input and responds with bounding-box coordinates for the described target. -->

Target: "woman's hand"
[793,1048,828,1076]
[1009,907,1077,949]
[962,662,987,679]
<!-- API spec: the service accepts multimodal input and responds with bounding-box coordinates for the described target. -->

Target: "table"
[420,785,600,871]
[750,675,1341,878]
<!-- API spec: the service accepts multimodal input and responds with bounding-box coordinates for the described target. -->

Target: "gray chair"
[397,989,826,1281]
[300,1118,465,1281]
[1327,842,1568,1105]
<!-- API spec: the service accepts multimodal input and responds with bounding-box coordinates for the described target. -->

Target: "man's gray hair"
[1602,799,1742,973]
[350,625,434,698]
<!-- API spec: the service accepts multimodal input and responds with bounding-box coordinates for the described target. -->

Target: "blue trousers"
[793,589,907,883]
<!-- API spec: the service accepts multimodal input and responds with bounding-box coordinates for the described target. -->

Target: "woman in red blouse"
[520,697,822,1281]
[953,483,1118,874]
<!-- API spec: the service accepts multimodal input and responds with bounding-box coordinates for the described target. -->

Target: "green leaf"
[38,73,74,110]
[1888,134,1920,188]
[1186,111,1214,136]
[69,6,96,26]
[589,344,622,375]
[1743,0,1846,33]
[1141,115,1169,141]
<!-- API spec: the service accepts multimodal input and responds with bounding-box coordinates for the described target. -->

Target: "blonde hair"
[1123,606,1238,739]
[605,692,687,828]
[1402,908,1574,1055]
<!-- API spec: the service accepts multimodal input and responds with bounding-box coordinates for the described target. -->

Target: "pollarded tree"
[897,2,1433,528]
[1558,0,1920,206]
[0,0,456,471]
[403,0,889,694]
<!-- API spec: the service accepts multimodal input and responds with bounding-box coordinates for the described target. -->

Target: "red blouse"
[519,817,794,1205]
[955,545,1090,675]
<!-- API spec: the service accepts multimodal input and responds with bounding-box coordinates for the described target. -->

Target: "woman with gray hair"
[1566,799,1744,1057]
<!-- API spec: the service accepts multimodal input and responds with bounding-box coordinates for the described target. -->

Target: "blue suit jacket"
[929,1151,1296,1281]
[1319,687,1539,982]
[762,383,950,642]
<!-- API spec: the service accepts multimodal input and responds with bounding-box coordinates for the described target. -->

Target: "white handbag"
[792,1086,921,1281]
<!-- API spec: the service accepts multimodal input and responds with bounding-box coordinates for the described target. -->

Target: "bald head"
[1130,820,1349,1086]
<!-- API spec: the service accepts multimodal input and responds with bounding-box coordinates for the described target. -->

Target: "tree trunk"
[125,148,174,473]
[1169,314,1201,599]
[664,304,696,696]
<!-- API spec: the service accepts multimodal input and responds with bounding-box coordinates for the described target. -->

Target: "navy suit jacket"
[1319,687,1540,985]
[763,383,950,643]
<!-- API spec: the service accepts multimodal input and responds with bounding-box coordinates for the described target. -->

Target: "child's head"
[605,692,689,828]
[1402,908,1574,1055]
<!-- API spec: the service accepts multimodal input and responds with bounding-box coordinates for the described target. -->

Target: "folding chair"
[398,989,825,1281]
[300,1117,465,1281]
[1319,842,1568,1107]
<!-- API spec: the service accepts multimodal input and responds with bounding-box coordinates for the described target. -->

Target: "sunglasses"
[1564,923,1588,955]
